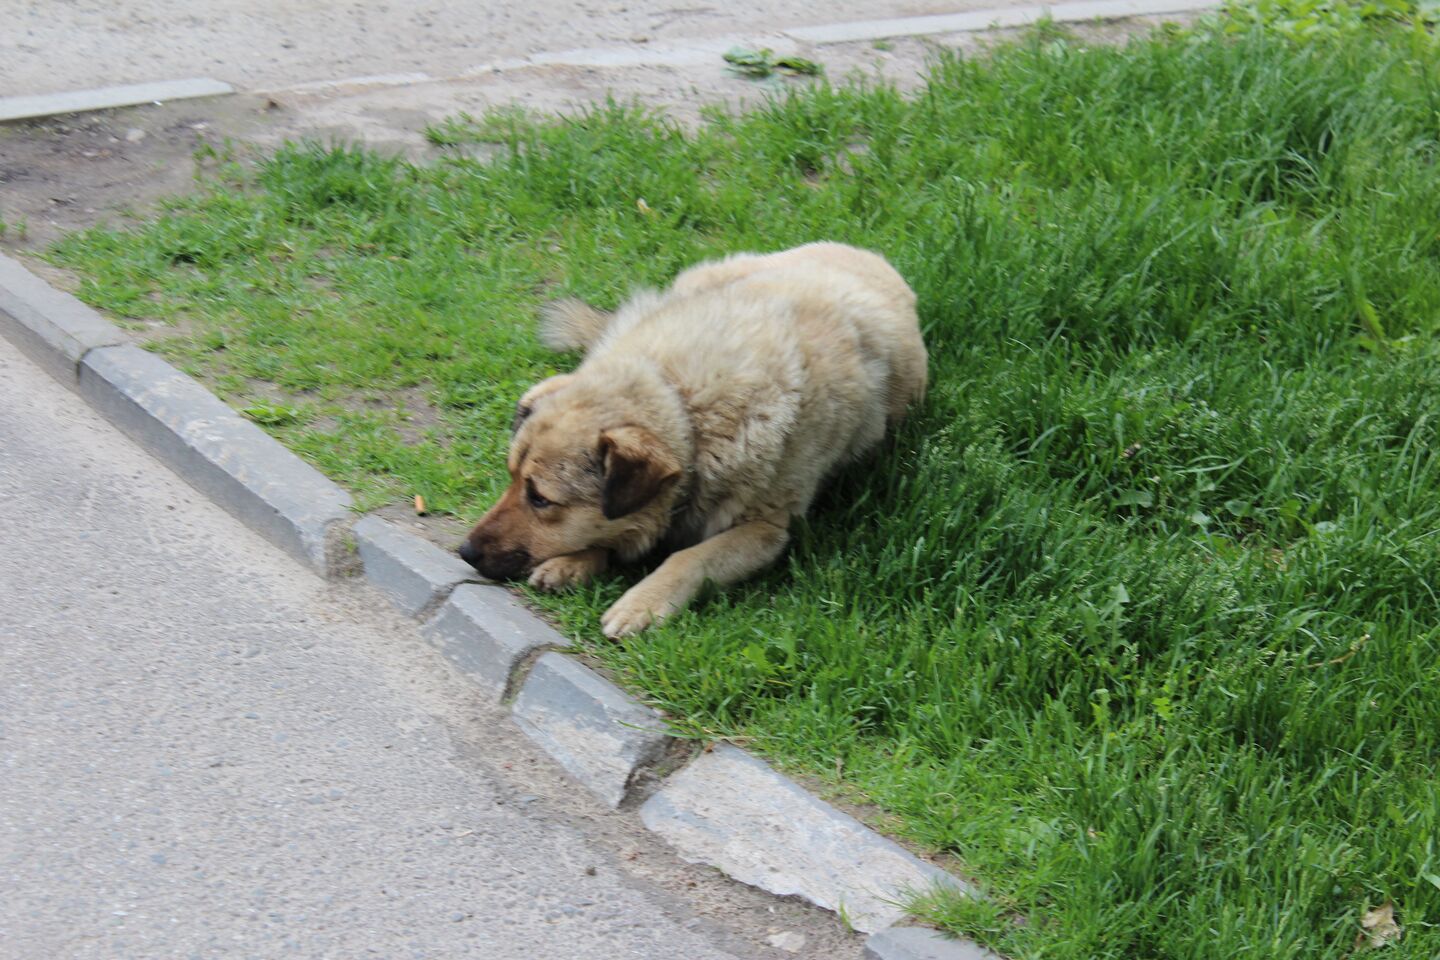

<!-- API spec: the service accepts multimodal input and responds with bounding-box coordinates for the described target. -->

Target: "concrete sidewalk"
[1,0,1032,96]
[0,334,859,959]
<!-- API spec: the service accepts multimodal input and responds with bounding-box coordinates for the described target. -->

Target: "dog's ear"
[510,402,530,434]
[599,426,681,520]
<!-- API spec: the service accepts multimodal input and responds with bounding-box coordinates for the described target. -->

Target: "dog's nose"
[456,538,531,580]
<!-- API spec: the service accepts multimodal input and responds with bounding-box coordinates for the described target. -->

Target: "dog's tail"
[538,298,613,352]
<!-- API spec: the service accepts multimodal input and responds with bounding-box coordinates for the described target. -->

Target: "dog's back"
[542,242,925,414]
[680,242,927,425]
[566,243,927,530]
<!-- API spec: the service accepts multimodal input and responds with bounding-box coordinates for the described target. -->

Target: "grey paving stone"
[640,743,971,933]
[786,0,1215,44]
[0,77,233,122]
[0,254,126,383]
[864,926,1002,960]
[420,584,567,701]
[77,344,354,575]
[354,515,480,617]
[512,652,671,809]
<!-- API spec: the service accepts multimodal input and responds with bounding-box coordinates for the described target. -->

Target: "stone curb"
[353,515,480,617]
[0,78,234,123]
[356,515,993,950]
[421,583,569,702]
[0,254,127,384]
[357,521,678,807]
[640,743,971,934]
[1,240,994,954]
[513,651,674,809]
[864,926,1003,960]
[0,255,355,576]
[78,345,356,575]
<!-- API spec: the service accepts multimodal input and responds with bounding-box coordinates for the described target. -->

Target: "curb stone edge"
[0,77,233,123]
[420,582,569,702]
[864,925,1005,960]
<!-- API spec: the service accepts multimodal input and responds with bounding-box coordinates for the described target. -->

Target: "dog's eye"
[526,482,552,509]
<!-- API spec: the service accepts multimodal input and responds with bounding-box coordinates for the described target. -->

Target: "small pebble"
[767,931,807,953]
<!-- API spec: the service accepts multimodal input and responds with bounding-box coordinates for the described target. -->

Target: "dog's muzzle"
[457,539,532,581]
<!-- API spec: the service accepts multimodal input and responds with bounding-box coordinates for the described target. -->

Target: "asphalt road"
[0,335,859,959]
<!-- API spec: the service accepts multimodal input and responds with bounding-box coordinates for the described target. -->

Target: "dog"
[457,242,928,637]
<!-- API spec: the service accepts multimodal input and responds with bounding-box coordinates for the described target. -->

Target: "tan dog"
[458,242,927,637]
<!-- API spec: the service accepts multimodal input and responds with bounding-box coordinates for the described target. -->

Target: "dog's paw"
[600,603,655,638]
[601,584,681,638]
[528,553,603,592]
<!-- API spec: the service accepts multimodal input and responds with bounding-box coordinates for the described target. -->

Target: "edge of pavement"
[0,242,993,955]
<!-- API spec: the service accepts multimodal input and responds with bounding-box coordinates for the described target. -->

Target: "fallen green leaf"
[723,47,823,79]
[723,46,775,78]
[240,403,303,426]
[775,55,824,76]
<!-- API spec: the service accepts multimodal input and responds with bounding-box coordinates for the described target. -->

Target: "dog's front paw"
[601,582,683,638]
[529,551,606,592]
[600,601,655,638]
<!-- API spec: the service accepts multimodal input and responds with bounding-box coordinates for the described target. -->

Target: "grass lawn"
[51,14,1440,959]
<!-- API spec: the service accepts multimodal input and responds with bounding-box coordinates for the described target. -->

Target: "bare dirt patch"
[1,13,1193,259]
[373,499,472,551]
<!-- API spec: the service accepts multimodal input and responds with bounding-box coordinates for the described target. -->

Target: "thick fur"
[459,242,928,637]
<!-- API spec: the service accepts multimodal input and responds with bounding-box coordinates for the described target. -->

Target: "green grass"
[51,18,1440,959]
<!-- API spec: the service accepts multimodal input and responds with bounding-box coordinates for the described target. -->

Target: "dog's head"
[458,374,683,580]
